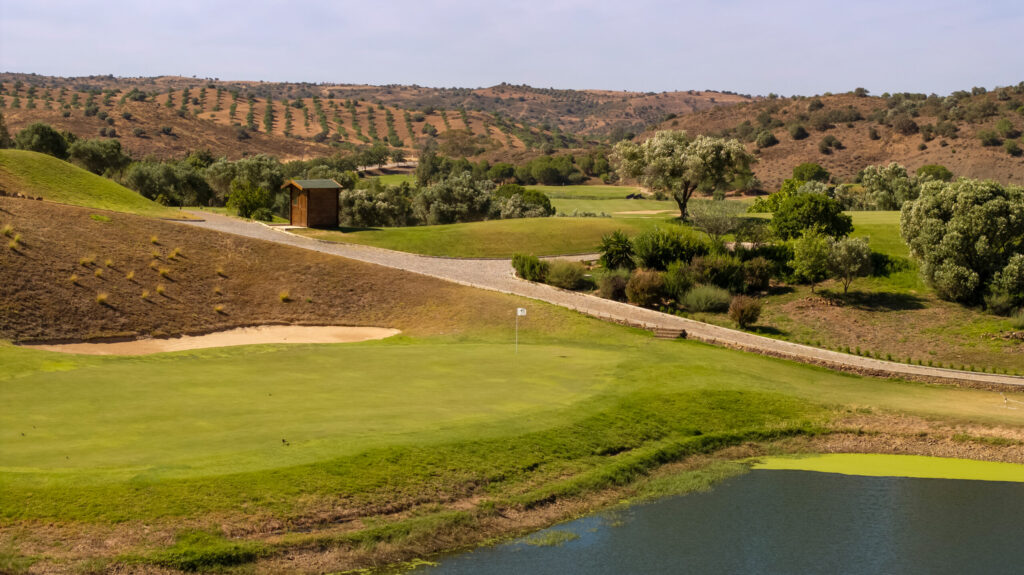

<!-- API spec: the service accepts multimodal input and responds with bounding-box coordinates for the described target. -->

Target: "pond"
[421,459,1024,575]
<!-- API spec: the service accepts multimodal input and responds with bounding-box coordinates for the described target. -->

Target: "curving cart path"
[183,212,1023,389]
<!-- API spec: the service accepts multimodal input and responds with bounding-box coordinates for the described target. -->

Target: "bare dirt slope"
[0,197,540,342]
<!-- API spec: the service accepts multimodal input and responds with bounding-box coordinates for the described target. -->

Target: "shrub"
[1005,141,1023,157]
[631,226,710,271]
[663,260,695,301]
[792,162,830,182]
[625,269,664,307]
[681,284,731,313]
[597,268,629,301]
[791,229,831,292]
[916,164,953,182]
[15,122,69,159]
[598,229,635,270]
[545,260,587,290]
[977,130,1001,146]
[892,115,919,135]
[512,253,549,282]
[689,253,744,292]
[868,127,880,140]
[728,295,762,328]
[756,131,778,148]
[743,256,772,293]
[1011,310,1024,330]
[770,193,852,239]
[789,125,809,140]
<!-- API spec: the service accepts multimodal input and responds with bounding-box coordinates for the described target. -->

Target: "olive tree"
[860,162,919,210]
[900,179,1024,303]
[828,237,872,293]
[613,131,753,220]
[791,228,831,292]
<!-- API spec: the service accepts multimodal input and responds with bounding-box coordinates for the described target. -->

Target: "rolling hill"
[0,149,186,218]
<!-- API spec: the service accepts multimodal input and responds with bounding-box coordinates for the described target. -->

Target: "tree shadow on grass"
[828,290,926,311]
[750,325,787,336]
[329,226,382,234]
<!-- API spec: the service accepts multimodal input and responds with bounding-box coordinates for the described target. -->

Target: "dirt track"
[183,212,1024,388]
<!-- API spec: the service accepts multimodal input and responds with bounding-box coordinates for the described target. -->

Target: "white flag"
[517,307,527,316]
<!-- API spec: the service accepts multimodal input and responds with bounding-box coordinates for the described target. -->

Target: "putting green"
[751,453,1024,482]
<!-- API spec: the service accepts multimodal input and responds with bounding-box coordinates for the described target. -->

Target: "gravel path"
[183,212,1024,388]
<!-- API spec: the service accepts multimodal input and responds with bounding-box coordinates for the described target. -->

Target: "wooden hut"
[282,179,341,228]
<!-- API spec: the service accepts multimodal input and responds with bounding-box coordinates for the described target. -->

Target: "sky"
[1,0,1022,96]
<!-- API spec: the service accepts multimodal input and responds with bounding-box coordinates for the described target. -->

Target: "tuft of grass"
[155,284,166,296]
[149,260,159,270]
[69,273,79,285]
[96,292,109,306]
[89,214,111,223]
[104,259,114,268]
[151,249,161,259]
[169,247,182,259]
[158,267,170,278]
[7,237,18,250]
[215,266,227,278]
[126,270,135,281]
[150,235,159,245]
[129,530,269,573]
[79,255,95,267]
[94,268,103,278]
[213,286,223,295]
[0,223,13,237]
[522,529,580,547]
[279,290,291,303]
[214,305,226,315]
[140,289,150,300]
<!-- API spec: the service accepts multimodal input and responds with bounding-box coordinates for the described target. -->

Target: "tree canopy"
[613,130,753,219]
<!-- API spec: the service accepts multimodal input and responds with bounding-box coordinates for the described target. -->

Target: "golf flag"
[517,307,527,316]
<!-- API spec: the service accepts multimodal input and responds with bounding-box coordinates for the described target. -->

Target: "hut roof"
[282,179,342,190]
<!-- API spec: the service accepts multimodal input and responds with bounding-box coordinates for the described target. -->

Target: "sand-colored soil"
[21,325,400,355]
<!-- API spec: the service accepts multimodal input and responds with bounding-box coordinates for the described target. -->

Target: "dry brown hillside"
[656,88,1024,188]
[0,73,746,161]
[0,197,542,342]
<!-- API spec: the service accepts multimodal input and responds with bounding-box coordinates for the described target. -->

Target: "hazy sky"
[1,0,1021,95]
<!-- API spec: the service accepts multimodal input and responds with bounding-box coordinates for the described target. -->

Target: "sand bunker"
[21,325,400,356]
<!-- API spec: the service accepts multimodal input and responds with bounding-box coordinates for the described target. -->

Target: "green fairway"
[751,454,1024,482]
[849,211,908,258]
[0,149,186,218]
[294,216,670,257]
[527,185,642,199]
[552,197,677,215]
[3,305,1023,523]
[373,173,416,186]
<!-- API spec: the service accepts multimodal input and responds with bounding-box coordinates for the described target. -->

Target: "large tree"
[613,131,753,220]
[901,179,1024,303]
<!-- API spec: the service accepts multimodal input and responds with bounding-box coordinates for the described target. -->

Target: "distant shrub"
[743,256,772,293]
[663,260,696,302]
[596,268,629,301]
[867,126,880,140]
[792,162,830,182]
[631,226,710,271]
[251,207,274,221]
[995,118,1021,139]
[682,284,731,313]
[728,295,762,328]
[892,115,919,135]
[625,269,664,307]
[977,130,1001,146]
[818,135,843,154]
[512,253,549,282]
[755,131,778,148]
[132,127,146,137]
[690,253,744,292]
[598,229,635,271]
[1012,310,1024,330]
[159,125,173,136]
[807,98,824,111]
[916,164,953,182]
[789,125,809,140]
[545,260,587,290]
[1005,141,1023,157]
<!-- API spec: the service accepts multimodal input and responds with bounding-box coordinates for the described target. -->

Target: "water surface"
[423,470,1024,574]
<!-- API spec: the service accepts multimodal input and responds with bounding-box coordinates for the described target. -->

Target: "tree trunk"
[673,186,695,220]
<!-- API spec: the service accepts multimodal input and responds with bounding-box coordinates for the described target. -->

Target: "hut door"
[292,191,307,226]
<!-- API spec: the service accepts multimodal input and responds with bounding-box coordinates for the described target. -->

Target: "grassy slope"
[4,316,1024,523]
[295,216,669,257]
[0,149,184,218]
